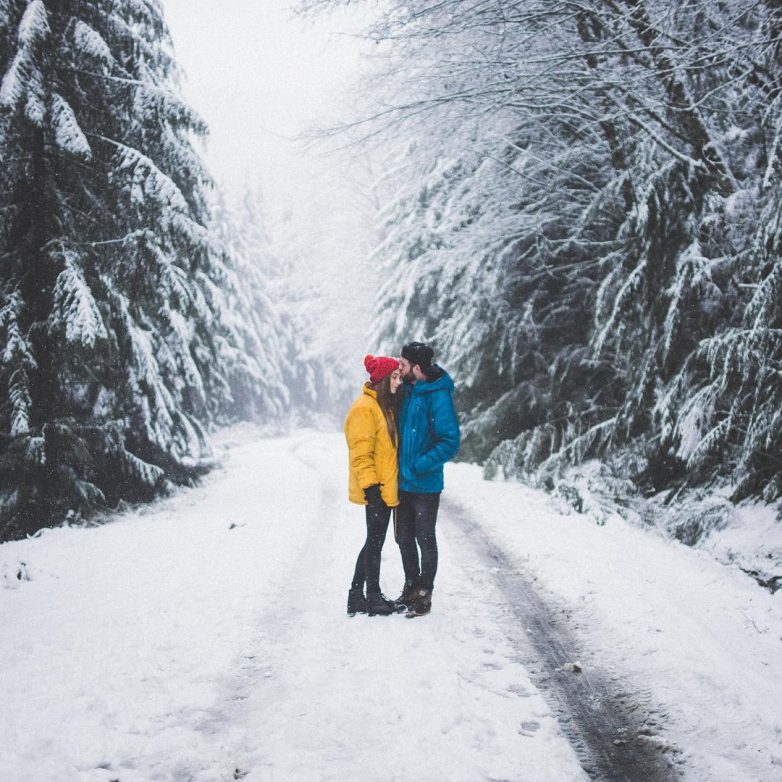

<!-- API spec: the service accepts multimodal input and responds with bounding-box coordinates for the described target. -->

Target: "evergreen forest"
[306,0,782,512]
[0,0,328,539]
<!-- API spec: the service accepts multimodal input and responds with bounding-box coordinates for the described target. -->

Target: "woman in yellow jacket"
[345,354,402,616]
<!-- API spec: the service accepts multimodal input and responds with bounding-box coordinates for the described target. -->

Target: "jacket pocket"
[413,453,437,475]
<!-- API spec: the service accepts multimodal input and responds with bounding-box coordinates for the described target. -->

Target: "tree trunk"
[612,0,736,196]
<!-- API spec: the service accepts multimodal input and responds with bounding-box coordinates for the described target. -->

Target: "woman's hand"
[364,483,382,505]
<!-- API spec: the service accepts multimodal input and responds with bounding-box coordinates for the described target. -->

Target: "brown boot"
[405,587,432,617]
[394,580,417,610]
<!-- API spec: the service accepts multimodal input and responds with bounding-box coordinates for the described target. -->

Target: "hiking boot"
[406,588,432,617]
[366,592,395,616]
[347,587,367,616]
[394,580,417,610]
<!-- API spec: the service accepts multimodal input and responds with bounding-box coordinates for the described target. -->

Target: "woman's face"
[389,368,402,394]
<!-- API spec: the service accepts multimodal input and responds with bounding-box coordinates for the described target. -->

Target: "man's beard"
[402,368,416,383]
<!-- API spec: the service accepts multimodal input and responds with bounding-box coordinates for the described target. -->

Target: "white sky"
[162,1,381,362]
[163,1,372,207]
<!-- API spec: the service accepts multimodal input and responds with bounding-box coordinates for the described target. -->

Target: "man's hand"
[364,483,382,505]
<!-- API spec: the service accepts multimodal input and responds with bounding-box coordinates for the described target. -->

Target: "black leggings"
[395,491,441,591]
[351,500,392,595]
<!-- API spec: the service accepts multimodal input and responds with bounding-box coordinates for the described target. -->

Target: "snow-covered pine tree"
[657,6,782,501]
[356,0,630,465]
[584,1,782,500]
[0,1,291,537]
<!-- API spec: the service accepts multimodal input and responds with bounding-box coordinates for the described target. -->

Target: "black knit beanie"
[401,342,434,368]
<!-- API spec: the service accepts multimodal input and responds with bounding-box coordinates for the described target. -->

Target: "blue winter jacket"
[398,368,461,493]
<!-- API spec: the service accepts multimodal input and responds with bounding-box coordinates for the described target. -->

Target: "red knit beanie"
[364,354,399,384]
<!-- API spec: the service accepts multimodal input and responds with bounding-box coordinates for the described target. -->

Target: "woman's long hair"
[371,374,401,447]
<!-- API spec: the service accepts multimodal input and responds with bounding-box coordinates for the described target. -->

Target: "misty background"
[164,0,380,370]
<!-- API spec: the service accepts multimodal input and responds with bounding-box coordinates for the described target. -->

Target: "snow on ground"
[1,427,780,782]
[446,464,782,781]
[699,499,782,586]
[0,429,583,782]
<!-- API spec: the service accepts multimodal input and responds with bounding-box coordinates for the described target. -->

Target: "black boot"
[347,587,367,616]
[366,592,395,616]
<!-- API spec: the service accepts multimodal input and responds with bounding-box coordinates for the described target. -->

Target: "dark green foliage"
[357,0,782,503]
[0,1,292,537]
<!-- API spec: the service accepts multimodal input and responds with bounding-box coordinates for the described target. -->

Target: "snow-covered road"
[1,429,780,782]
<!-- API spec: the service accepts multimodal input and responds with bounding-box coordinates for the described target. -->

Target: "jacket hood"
[408,367,454,396]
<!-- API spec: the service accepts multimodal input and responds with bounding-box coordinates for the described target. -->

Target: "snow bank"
[446,463,782,781]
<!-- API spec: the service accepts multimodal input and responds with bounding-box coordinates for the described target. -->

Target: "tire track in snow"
[444,497,682,782]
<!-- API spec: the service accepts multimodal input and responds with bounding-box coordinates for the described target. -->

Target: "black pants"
[351,500,392,595]
[395,490,441,591]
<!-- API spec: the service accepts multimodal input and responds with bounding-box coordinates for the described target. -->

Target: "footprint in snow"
[518,721,540,737]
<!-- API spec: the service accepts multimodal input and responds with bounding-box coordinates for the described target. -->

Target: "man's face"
[399,356,416,383]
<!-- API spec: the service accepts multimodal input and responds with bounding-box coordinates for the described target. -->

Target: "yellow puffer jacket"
[344,384,399,507]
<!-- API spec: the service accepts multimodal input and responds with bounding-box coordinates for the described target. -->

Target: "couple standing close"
[344,342,461,618]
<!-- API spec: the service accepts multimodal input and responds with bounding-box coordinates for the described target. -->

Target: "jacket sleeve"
[346,406,379,489]
[414,391,461,474]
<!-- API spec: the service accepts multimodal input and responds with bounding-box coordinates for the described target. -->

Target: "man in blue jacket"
[395,342,460,616]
